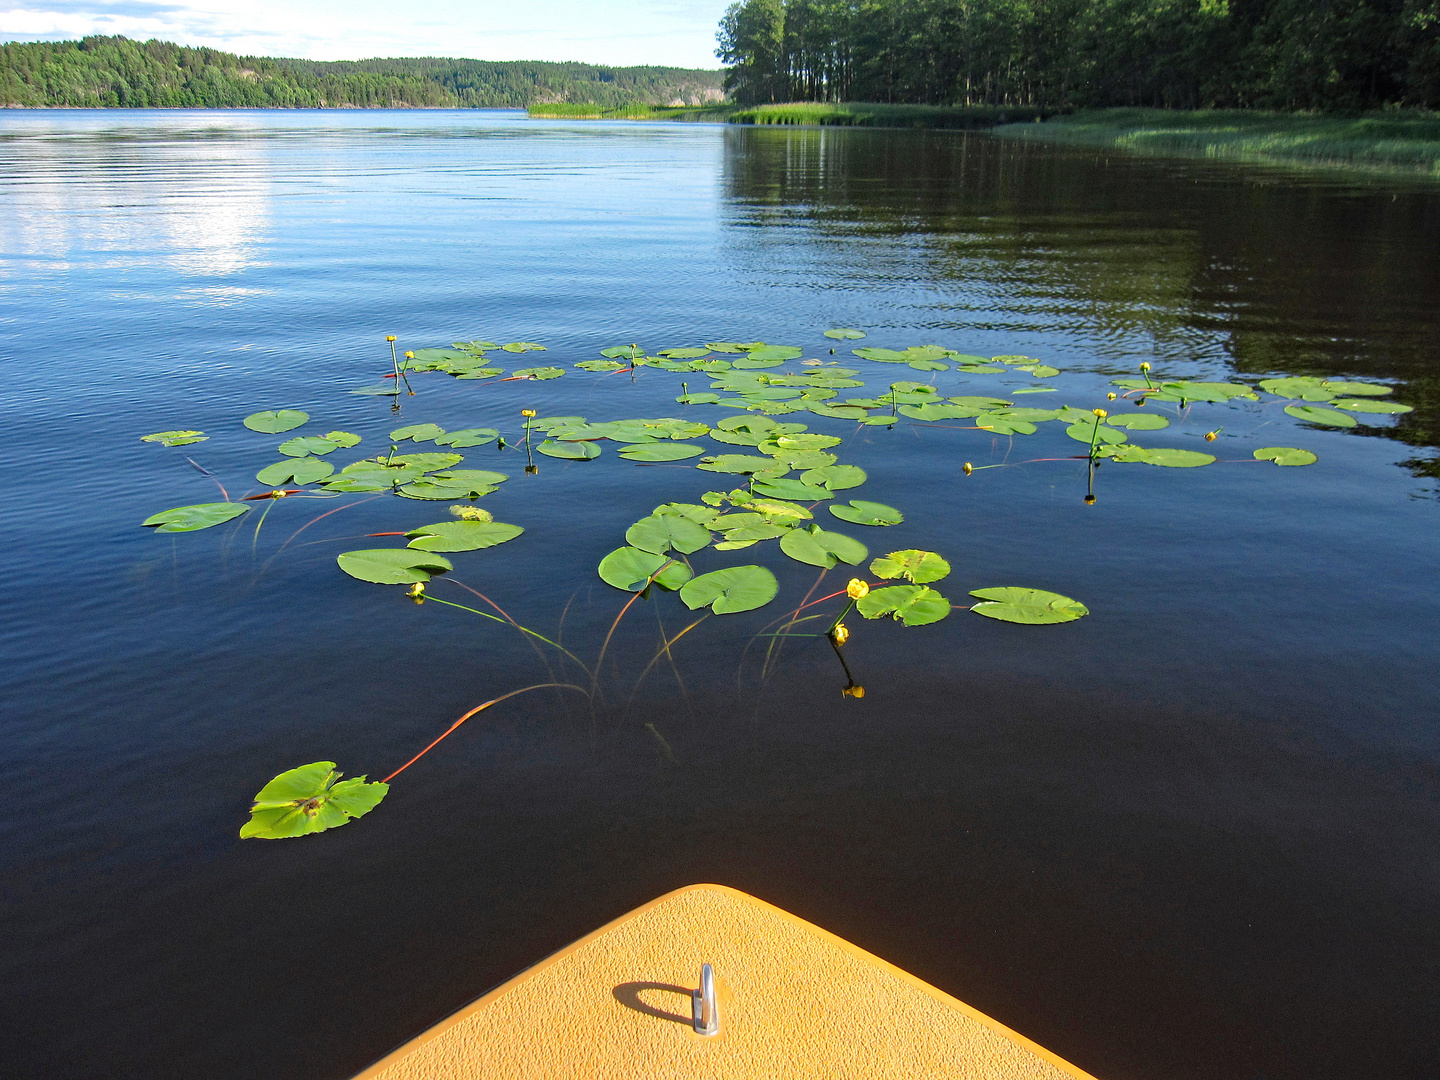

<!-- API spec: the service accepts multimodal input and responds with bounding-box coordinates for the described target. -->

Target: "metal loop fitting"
[692,962,719,1036]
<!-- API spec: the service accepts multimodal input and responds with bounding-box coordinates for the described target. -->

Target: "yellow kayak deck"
[355,883,1099,1080]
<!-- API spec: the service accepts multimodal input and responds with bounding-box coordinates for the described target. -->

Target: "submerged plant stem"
[382,682,589,783]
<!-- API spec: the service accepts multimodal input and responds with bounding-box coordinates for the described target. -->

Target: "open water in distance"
[1,110,1438,1080]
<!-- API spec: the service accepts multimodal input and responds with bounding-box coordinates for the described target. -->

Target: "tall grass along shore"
[996,109,1440,179]
[528,101,1046,129]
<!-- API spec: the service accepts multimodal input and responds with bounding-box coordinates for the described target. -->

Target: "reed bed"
[996,108,1440,177]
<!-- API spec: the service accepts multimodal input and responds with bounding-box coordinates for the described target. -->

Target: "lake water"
[1,109,1438,1080]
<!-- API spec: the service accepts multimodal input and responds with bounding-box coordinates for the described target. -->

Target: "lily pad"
[1103,446,1215,467]
[243,410,309,434]
[1254,447,1318,466]
[576,359,628,372]
[337,549,453,584]
[747,345,803,362]
[256,458,335,486]
[870,550,950,584]
[142,502,249,533]
[824,328,866,339]
[1331,399,1412,414]
[829,500,903,526]
[975,414,1038,436]
[512,366,564,380]
[898,403,981,421]
[657,347,711,359]
[1285,405,1357,427]
[502,342,546,353]
[598,547,693,591]
[1323,381,1392,396]
[698,454,789,477]
[1259,377,1335,401]
[434,428,500,447]
[799,464,867,490]
[679,565,778,614]
[389,423,446,443]
[856,584,951,626]
[277,436,340,457]
[618,443,705,462]
[405,521,524,551]
[949,396,1012,409]
[626,514,713,555]
[396,481,498,501]
[140,430,207,446]
[779,525,868,568]
[537,439,601,460]
[752,478,833,501]
[240,762,387,840]
[322,431,362,448]
[852,348,909,362]
[1065,422,1128,445]
[969,587,1088,624]
[656,502,723,525]
[1103,413,1170,430]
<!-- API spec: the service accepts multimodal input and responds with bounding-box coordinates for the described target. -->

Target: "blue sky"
[0,0,731,68]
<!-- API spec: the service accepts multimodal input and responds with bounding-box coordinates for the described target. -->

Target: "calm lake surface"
[1,110,1438,1080]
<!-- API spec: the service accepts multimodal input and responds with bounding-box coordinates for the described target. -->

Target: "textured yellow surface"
[354,884,1100,1080]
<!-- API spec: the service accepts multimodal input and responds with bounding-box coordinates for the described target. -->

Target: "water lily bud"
[832,623,850,646]
[407,582,425,603]
[963,462,973,475]
[847,579,869,599]
[1107,392,1117,400]
[1084,494,1096,505]
[521,409,536,418]
[842,684,865,698]
[405,351,415,359]
[1139,361,1151,372]
[1204,430,1218,441]
[1135,398,1146,406]
[1093,408,1108,418]
[385,335,397,342]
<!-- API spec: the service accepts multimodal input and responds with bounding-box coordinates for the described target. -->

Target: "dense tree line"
[0,37,724,109]
[717,0,1440,110]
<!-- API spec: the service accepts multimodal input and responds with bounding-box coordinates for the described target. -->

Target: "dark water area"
[0,110,1437,1080]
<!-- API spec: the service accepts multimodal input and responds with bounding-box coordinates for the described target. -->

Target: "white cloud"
[0,0,732,67]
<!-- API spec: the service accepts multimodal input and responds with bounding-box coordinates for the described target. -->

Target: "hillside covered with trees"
[0,36,725,109]
[717,0,1440,111]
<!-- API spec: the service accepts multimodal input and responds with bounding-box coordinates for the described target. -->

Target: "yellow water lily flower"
[846,579,869,599]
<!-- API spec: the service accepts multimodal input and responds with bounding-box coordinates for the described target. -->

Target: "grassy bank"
[995,108,1440,178]
[529,100,1048,128]
[527,102,735,121]
[727,101,1047,128]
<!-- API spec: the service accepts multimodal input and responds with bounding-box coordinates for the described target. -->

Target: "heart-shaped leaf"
[244,410,309,433]
[277,436,340,458]
[1103,413,1170,430]
[321,431,362,448]
[336,549,453,584]
[779,525,868,568]
[389,423,446,443]
[870,550,950,583]
[799,464,867,490]
[434,428,500,447]
[142,502,249,532]
[969,587,1088,624]
[1254,447,1318,466]
[856,584,951,626]
[1285,404,1357,427]
[513,366,564,380]
[824,328,867,339]
[625,514,713,555]
[828,500,903,526]
[537,439,601,459]
[597,547,693,591]
[751,478,832,501]
[618,443,705,462]
[256,458,335,486]
[140,430,207,446]
[240,762,388,839]
[405,522,523,551]
[679,565,778,614]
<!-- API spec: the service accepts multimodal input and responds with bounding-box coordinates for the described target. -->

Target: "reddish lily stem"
[382,683,588,783]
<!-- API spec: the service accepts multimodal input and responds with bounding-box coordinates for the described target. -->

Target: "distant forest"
[717,0,1440,110]
[0,36,725,108]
